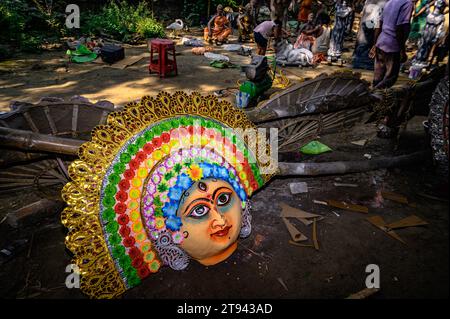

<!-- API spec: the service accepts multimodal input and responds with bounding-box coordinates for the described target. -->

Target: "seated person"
[294,13,316,50]
[298,12,316,34]
[204,5,232,45]
[310,13,331,54]
[253,20,282,55]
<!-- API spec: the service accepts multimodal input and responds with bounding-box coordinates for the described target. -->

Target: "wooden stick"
[0,127,83,155]
[312,218,319,251]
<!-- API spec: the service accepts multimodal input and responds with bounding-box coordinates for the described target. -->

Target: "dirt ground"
[0,32,448,299]
[0,30,412,112]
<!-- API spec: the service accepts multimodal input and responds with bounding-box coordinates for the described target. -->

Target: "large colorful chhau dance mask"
[61,92,276,298]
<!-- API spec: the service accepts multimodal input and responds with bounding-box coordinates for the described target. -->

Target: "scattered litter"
[0,239,29,266]
[333,182,358,188]
[66,44,97,63]
[381,191,409,204]
[280,202,324,226]
[364,153,372,159]
[281,203,323,249]
[326,200,369,213]
[222,44,242,51]
[289,182,308,194]
[282,217,308,242]
[366,216,406,244]
[181,37,204,47]
[107,53,144,69]
[299,140,332,155]
[325,276,334,283]
[237,46,252,56]
[277,277,289,291]
[313,199,328,206]
[393,276,399,282]
[209,60,238,69]
[288,240,314,248]
[351,139,368,146]
[332,211,340,217]
[385,215,428,230]
[252,234,265,249]
[346,288,380,299]
[312,218,319,251]
[191,46,213,55]
[203,52,230,62]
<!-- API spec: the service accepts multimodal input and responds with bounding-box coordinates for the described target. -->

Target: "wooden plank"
[23,112,40,133]
[280,202,323,226]
[282,217,308,242]
[71,105,79,138]
[312,218,319,250]
[326,199,369,213]
[385,215,428,230]
[108,54,146,69]
[366,216,406,244]
[381,191,409,204]
[288,240,314,248]
[43,106,58,134]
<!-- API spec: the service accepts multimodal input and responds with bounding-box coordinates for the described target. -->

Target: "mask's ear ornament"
[61,92,276,298]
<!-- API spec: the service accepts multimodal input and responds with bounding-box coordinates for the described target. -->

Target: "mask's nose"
[210,209,226,229]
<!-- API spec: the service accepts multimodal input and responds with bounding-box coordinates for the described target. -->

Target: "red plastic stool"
[149,39,178,78]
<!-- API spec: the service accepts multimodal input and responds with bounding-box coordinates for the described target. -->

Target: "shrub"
[136,17,165,39]
[0,0,64,52]
[82,0,166,42]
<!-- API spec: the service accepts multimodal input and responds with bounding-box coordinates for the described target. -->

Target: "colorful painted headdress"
[61,92,276,298]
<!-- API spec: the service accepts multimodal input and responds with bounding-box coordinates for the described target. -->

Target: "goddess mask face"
[178,179,242,265]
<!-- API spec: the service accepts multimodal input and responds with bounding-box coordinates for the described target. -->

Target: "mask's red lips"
[211,225,231,237]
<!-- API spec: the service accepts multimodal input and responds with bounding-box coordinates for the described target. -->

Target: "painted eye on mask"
[217,192,232,206]
[188,204,210,218]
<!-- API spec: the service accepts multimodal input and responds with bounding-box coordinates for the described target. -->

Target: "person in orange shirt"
[204,5,232,45]
[297,0,314,23]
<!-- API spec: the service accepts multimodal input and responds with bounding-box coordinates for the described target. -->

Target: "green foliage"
[0,0,66,52]
[182,0,240,25]
[82,0,166,41]
[136,17,166,39]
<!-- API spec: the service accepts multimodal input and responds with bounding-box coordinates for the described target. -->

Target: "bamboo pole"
[0,127,83,156]
[278,151,429,176]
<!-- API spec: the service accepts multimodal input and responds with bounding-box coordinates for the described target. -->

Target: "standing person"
[409,0,431,42]
[204,5,232,45]
[327,0,353,62]
[245,0,262,24]
[254,20,282,55]
[238,5,254,42]
[270,0,292,30]
[352,0,387,70]
[369,0,414,89]
[293,0,314,24]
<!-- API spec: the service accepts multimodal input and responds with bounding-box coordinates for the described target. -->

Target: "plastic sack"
[299,140,332,155]
[66,44,97,63]
[235,91,250,108]
[204,52,230,62]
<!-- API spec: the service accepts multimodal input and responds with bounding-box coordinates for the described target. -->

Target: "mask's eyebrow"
[212,186,232,200]
[182,198,213,216]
